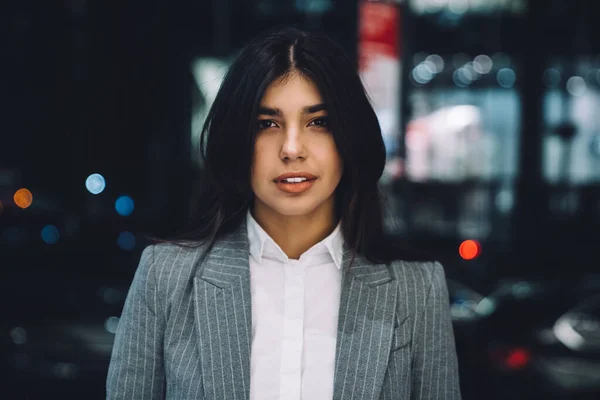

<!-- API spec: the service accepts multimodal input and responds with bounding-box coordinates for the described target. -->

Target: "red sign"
[358,2,401,71]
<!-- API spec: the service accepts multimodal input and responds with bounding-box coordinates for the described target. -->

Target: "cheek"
[251,139,269,187]
[335,156,344,179]
[253,136,271,162]
[319,140,343,181]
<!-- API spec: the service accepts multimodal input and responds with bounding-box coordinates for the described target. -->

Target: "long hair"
[167,27,411,265]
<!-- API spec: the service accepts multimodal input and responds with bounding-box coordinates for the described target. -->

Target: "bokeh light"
[426,54,444,73]
[10,327,27,345]
[542,68,561,88]
[41,225,60,245]
[86,173,106,195]
[462,62,479,81]
[14,188,33,209]
[453,69,470,87]
[412,63,435,84]
[475,297,497,316]
[497,68,516,88]
[104,316,120,334]
[495,189,515,214]
[473,55,493,74]
[412,51,429,66]
[459,240,481,260]
[117,231,136,250]
[566,76,586,96]
[448,0,469,15]
[115,196,134,216]
[505,348,530,370]
[0,200,3,216]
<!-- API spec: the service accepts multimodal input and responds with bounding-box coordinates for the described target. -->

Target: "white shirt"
[246,211,344,400]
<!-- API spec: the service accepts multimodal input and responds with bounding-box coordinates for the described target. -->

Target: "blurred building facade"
[1,0,599,399]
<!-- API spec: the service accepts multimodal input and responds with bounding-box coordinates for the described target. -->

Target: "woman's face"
[250,72,343,221]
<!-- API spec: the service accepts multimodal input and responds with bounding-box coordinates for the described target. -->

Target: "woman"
[107,27,461,400]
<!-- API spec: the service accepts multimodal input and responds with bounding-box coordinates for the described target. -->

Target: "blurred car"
[447,276,600,400]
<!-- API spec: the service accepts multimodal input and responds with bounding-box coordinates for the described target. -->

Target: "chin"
[258,195,325,218]
[271,203,320,217]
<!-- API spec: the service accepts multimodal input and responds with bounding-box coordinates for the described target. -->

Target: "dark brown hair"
[165,27,412,265]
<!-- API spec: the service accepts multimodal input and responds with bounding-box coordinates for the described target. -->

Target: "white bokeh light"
[473,55,493,74]
[412,63,435,84]
[566,76,586,96]
[425,54,445,73]
[453,69,470,87]
[448,0,469,15]
[85,173,106,195]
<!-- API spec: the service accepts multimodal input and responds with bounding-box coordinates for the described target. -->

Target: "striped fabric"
[107,219,461,399]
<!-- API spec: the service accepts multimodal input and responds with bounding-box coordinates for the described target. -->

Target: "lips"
[273,172,317,182]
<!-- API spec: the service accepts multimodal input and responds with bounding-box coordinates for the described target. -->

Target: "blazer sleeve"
[106,245,166,399]
[411,262,461,400]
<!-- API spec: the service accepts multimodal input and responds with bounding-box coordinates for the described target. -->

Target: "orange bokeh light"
[0,200,3,215]
[14,188,33,209]
[459,240,481,260]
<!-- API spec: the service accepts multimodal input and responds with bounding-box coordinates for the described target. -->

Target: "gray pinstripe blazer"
[106,219,461,399]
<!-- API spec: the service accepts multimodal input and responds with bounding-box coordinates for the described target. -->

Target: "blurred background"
[1,0,600,398]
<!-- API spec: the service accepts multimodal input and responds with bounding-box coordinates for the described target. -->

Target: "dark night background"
[1,0,599,399]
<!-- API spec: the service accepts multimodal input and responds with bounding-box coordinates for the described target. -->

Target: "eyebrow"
[257,103,327,117]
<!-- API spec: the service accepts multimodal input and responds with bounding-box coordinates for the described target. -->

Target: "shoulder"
[137,242,209,288]
[142,242,207,266]
[388,259,448,299]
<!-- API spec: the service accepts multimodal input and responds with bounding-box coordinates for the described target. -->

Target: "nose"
[280,127,306,161]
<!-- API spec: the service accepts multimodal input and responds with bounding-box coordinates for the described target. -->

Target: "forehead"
[260,73,323,107]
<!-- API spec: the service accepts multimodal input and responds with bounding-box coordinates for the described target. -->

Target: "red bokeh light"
[505,348,530,370]
[459,240,481,260]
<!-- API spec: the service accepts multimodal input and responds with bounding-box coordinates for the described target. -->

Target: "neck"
[251,201,338,260]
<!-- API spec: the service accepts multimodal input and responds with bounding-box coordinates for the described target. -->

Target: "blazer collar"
[246,210,344,270]
[193,219,396,400]
[197,218,391,286]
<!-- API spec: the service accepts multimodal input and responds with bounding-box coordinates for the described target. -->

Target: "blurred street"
[1,0,600,399]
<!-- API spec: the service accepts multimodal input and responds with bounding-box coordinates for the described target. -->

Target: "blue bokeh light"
[86,173,106,195]
[115,196,134,216]
[41,225,60,244]
[117,231,136,251]
[497,68,516,88]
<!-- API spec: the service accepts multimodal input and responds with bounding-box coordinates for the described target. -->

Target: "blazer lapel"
[333,247,398,400]
[193,220,252,400]
[191,220,398,400]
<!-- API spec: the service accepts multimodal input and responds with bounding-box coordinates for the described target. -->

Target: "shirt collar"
[246,210,343,269]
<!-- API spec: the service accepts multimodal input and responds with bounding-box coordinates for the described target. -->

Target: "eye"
[308,117,330,129]
[257,120,278,130]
